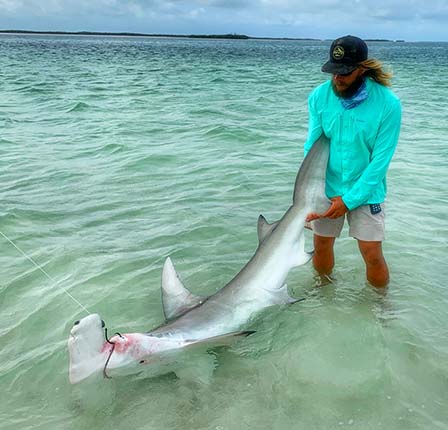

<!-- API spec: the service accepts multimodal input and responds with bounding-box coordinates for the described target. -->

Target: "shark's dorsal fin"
[257,215,279,244]
[161,257,205,320]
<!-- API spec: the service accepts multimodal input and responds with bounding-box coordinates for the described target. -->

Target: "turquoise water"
[1,35,448,429]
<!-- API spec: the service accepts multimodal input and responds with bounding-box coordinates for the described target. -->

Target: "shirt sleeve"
[304,91,324,156]
[342,98,402,210]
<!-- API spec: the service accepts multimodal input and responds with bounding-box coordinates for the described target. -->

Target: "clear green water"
[1,35,447,430]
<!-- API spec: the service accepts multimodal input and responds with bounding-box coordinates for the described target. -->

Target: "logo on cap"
[332,46,345,60]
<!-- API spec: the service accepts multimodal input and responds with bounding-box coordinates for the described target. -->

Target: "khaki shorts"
[311,204,386,242]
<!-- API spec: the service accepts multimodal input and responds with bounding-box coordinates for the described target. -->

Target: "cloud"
[0,0,447,41]
[202,0,254,8]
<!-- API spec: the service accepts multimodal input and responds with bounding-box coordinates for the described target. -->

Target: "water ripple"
[1,35,448,430]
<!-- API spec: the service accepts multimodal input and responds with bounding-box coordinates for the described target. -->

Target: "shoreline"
[0,29,406,42]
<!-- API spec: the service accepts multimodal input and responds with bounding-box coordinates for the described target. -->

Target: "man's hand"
[306,196,348,222]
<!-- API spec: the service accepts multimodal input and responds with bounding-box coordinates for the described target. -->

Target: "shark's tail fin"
[293,134,331,213]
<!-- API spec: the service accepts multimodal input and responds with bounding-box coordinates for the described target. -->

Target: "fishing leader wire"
[0,230,91,315]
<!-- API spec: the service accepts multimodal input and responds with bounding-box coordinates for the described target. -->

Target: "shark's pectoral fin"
[257,215,279,244]
[161,257,206,320]
[172,332,254,383]
[185,330,255,349]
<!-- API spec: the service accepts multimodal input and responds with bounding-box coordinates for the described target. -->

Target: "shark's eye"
[101,320,105,328]
[139,360,145,364]
[74,320,80,326]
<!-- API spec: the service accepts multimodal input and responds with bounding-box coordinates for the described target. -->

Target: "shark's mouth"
[102,331,125,379]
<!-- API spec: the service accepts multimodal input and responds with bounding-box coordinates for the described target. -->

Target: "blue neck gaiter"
[341,80,368,110]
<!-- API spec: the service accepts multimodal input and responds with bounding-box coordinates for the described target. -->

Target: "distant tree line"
[0,30,249,39]
[0,30,402,42]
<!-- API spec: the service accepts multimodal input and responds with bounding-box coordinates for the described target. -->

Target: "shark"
[68,134,330,384]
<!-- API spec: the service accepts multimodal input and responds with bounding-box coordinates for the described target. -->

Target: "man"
[305,35,401,288]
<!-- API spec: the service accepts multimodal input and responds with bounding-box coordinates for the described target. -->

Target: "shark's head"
[68,314,111,384]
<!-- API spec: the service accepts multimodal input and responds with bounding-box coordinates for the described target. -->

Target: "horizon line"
[1,29,446,43]
[0,29,413,43]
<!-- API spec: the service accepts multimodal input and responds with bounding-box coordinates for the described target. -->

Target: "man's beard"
[332,76,365,98]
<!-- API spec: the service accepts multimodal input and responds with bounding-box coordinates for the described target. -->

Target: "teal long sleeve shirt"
[304,78,401,211]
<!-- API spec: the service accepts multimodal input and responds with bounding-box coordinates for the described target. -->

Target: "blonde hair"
[359,59,393,87]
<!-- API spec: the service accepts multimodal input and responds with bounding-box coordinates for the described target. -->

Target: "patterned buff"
[341,80,368,110]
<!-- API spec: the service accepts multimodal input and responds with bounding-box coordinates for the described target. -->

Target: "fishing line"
[0,230,91,315]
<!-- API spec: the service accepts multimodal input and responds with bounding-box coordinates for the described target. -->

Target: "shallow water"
[1,35,448,430]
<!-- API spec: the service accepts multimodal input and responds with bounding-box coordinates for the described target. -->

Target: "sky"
[0,0,447,42]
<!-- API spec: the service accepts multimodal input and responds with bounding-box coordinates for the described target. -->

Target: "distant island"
[0,29,322,41]
[0,29,251,39]
[0,30,404,42]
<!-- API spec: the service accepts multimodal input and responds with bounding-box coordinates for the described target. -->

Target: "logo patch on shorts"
[370,204,382,215]
[332,46,345,60]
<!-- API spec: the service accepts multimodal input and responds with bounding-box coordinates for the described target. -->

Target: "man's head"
[322,35,368,98]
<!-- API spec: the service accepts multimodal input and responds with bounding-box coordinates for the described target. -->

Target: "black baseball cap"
[322,35,368,75]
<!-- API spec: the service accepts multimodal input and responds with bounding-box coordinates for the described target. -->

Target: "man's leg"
[357,240,389,288]
[313,234,336,276]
